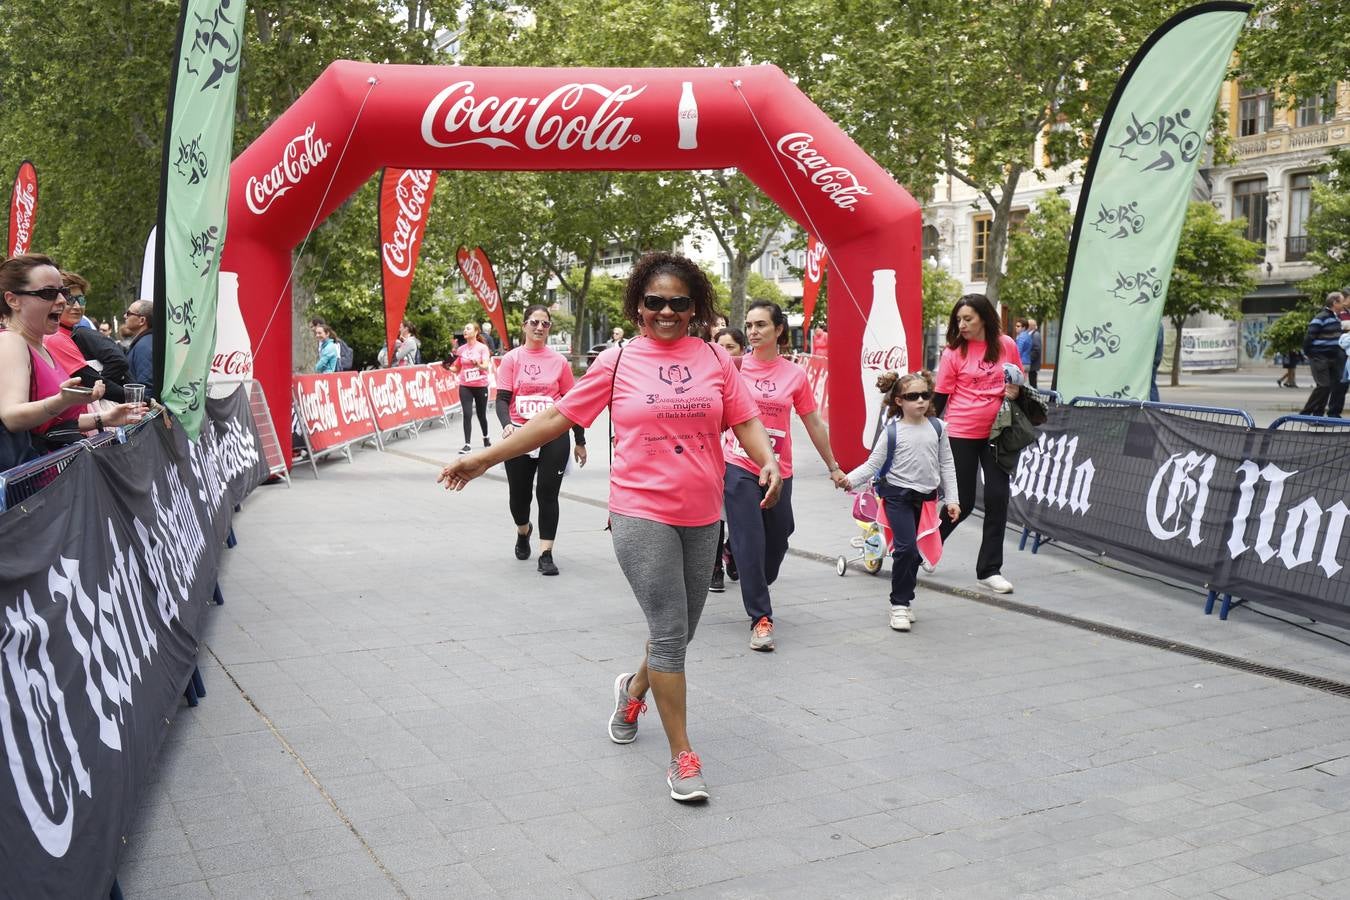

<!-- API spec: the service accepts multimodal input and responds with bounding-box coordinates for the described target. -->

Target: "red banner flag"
[802,234,826,332]
[379,168,438,365]
[7,161,38,257]
[457,245,509,347]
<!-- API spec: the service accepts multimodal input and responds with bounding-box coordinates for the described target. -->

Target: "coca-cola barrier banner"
[292,365,476,457]
[7,160,37,257]
[379,168,438,365]
[457,246,509,346]
[1008,405,1350,627]
[222,63,921,468]
[0,388,267,899]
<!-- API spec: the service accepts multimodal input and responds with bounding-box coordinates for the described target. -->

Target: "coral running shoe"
[667,750,710,802]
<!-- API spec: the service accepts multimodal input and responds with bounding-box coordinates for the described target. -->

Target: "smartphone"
[63,386,95,396]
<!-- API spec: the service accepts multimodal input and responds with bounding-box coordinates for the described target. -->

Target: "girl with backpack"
[838,371,959,632]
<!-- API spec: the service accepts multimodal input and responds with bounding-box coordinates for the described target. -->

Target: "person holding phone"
[0,255,145,461]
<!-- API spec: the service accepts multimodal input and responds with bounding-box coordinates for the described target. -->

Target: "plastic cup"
[124,384,145,405]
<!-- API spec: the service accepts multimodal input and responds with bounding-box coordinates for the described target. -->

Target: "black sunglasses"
[18,287,72,302]
[642,294,693,313]
[900,391,933,402]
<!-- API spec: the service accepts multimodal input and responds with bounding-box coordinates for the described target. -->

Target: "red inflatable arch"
[223,62,921,469]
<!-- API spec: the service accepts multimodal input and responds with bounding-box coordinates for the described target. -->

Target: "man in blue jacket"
[1299,291,1347,417]
[121,299,156,400]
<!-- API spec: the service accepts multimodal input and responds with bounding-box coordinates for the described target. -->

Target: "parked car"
[584,343,611,369]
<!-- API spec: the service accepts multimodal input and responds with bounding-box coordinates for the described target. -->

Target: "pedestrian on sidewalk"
[932,293,1024,594]
[838,370,960,632]
[723,300,848,651]
[709,326,748,593]
[1298,291,1348,417]
[494,304,587,576]
[438,252,782,804]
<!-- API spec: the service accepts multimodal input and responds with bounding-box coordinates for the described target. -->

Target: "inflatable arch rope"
[222,62,921,470]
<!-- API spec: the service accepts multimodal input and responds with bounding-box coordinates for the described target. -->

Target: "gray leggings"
[610,513,721,673]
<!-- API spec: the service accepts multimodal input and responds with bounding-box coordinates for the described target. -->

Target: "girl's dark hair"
[876,370,936,419]
[747,300,789,348]
[945,293,1003,364]
[401,320,418,337]
[623,252,717,332]
[523,303,551,321]
[1,253,59,319]
[714,327,747,352]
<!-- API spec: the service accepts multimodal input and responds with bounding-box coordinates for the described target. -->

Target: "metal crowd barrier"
[0,431,119,513]
[1018,388,1061,554]
[1268,414,1350,432]
[1068,396,1255,429]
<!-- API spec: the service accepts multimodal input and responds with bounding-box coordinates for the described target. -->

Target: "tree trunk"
[1171,319,1184,388]
[729,253,750,328]
[292,250,318,373]
[984,164,1024,306]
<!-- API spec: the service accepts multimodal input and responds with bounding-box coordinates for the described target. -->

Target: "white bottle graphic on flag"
[208,271,256,398]
[677,82,699,150]
[859,269,906,450]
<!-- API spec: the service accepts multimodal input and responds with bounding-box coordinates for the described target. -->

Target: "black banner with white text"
[0,386,265,899]
[1009,406,1350,627]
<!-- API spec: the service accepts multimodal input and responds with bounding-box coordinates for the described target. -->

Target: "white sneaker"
[889,606,911,632]
[920,560,937,574]
[977,574,1014,594]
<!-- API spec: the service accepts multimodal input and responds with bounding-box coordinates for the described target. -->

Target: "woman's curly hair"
[623,252,718,332]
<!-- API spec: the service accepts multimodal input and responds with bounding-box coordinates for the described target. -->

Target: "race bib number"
[514,393,555,421]
[726,427,786,460]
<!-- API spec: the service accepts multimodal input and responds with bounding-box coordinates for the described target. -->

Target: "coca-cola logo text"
[457,248,500,313]
[404,369,439,411]
[775,133,871,212]
[336,377,372,426]
[211,350,253,376]
[297,380,339,434]
[421,81,645,152]
[861,346,907,371]
[245,124,331,215]
[367,373,409,418]
[382,169,434,279]
[11,180,36,253]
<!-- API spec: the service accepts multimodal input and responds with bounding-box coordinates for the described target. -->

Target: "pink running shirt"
[724,354,815,478]
[556,335,760,527]
[29,346,84,433]
[454,341,491,387]
[495,345,575,425]
[934,334,1022,439]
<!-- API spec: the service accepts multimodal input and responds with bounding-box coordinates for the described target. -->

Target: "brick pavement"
[119,411,1350,899]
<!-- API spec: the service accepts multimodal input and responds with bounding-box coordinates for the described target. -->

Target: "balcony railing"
[1286,234,1311,261]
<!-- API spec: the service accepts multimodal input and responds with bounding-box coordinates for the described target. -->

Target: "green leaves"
[1166,201,1259,325]
[1001,192,1072,327]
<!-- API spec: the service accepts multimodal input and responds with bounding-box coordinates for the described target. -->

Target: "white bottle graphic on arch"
[859,268,907,451]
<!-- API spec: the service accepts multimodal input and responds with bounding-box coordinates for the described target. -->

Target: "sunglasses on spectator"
[126,310,146,318]
[525,319,552,329]
[642,294,693,313]
[67,295,86,306]
[17,287,72,302]
[900,391,933,402]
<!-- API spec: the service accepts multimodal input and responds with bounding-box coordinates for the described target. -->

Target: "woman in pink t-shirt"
[439,253,782,804]
[494,304,588,576]
[445,322,493,453]
[932,293,1023,595]
[724,300,849,652]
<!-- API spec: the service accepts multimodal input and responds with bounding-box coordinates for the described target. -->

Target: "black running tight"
[459,385,489,443]
[503,431,570,540]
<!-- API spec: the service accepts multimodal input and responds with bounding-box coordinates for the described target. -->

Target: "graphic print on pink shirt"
[454,342,491,387]
[495,345,574,425]
[555,336,759,527]
[724,354,815,478]
[934,334,1022,440]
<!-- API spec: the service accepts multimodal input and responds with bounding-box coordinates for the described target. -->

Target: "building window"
[1295,92,1336,127]
[1232,177,1268,255]
[1238,84,1275,136]
[922,225,939,262]
[1287,173,1316,261]
[971,216,991,281]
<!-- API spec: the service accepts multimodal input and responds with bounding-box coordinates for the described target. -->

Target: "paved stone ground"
[120,372,1350,899]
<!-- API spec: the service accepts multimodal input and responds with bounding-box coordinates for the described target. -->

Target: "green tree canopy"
[1000,192,1073,328]
[1163,201,1260,384]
